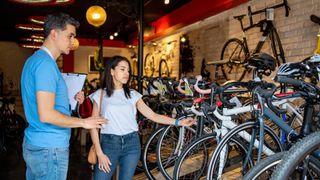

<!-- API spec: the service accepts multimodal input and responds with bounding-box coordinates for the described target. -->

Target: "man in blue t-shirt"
[20,13,107,180]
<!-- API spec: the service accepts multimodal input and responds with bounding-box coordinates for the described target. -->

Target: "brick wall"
[147,0,320,81]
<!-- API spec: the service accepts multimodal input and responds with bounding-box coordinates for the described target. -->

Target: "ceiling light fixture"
[109,35,114,40]
[114,32,118,37]
[164,0,170,5]
[86,5,107,28]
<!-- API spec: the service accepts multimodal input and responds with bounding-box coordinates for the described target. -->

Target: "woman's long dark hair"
[100,56,131,98]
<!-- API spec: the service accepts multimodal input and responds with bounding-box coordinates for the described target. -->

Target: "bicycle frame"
[237,17,285,65]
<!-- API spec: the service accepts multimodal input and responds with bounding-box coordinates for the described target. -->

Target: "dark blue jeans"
[22,140,69,180]
[94,131,141,180]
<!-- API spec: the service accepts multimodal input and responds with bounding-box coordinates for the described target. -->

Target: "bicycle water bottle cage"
[247,52,276,76]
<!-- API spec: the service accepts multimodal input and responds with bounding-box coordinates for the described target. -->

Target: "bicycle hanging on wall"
[208,0,290,81]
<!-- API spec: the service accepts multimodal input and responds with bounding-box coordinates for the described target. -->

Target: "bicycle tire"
[156,124,197,180]
[207,122,283,180]
[144,53,155,77]
[159,59,170,78]
[243,151,285,180]
[173,133,217,180]
[142,126,166,180]
[271,131,320,180]
[220,38,249,81]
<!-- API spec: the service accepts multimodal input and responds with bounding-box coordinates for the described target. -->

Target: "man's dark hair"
[44,12,80,38]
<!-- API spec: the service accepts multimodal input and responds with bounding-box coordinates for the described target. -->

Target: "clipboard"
[61,73,87,111]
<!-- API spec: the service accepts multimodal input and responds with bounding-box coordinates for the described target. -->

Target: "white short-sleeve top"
[91,88,142,135]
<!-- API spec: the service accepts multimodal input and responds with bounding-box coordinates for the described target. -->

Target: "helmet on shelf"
[247,53,276,76]
[276,62,301,77]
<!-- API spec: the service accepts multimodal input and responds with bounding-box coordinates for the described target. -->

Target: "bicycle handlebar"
[274,76,304,87]
[247,0,290,26]
[275,75,320,100]
[217,81,249,107]
[193,75,213,94]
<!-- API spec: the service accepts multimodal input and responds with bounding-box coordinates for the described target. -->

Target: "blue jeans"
[94,131,141,180]
[22,140,69,180]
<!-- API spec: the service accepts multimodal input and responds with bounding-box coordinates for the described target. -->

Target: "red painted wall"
[62,38,127,72]
[144,0,248,41]
[63,51,74,72]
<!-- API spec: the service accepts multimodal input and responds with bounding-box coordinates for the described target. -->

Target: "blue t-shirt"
[21,49,71,148]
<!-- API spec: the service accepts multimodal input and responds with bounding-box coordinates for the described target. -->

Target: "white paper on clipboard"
[61,73,87,110]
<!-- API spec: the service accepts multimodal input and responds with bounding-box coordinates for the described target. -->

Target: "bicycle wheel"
[173,133,218,180]
[142,126,166,180]
[159,59,170,78]
[243,152,285,180]
[144,53,155,77]
[271,131,320,180]
[207,122,283,180]
[220,38,249,81]
[156,124,197,179]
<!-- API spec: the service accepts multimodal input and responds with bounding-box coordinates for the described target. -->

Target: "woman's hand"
[74,91,85,104]
[97,152,112,173]
[178,117,197,127]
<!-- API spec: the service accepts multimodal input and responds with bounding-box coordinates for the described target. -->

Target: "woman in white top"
[90,56,195,180]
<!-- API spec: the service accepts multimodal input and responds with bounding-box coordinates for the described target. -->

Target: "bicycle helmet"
[247,53,276,75]
[276,62,301,77]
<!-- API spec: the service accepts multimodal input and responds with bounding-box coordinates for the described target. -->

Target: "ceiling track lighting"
[8,0,75,6]
[28,16,45,25]
[30,34,44,39]
[19,43,41,49]
[20,38,44,43]
[16,24,44,31]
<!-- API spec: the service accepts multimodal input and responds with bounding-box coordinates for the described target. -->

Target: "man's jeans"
[94,131,141,180]
[22,141,69,180]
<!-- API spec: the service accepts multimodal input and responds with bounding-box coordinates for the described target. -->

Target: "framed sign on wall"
[88,55,110,73]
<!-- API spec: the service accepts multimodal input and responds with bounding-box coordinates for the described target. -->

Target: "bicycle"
[144,40,176,78]
[173,55,302,179]
[174,79,287,180]
[208,0,290,82]
[207,59,320,179]
[241,15,320,179]
[0,96,26,155]
[142,95,197,179]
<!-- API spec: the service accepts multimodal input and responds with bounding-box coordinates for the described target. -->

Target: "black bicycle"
[0,96,26,155]
[209,0,290,81]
